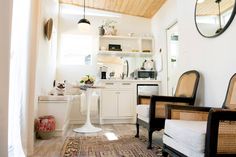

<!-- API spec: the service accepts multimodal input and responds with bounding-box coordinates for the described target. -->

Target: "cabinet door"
[118,90,134,117]
[101,90,118,118]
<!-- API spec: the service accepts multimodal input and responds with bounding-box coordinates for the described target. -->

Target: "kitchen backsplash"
[97,55,154,79]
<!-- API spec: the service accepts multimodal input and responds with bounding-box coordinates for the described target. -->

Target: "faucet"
[120,72,125,79]
[124,59,129,78]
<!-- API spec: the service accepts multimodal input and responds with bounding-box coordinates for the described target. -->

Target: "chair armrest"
[138,95,151,98]
[165,104,212,120]
[206,109,236,156]
[208,108,236,121]
[150,95,194,103]
[149,95,196,120]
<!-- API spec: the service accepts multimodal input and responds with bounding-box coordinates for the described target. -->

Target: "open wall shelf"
[98,50,153,57]
[98,35,154,57]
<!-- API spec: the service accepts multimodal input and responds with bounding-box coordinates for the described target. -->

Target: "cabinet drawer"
[103,82,119,89]
[103,82,134,89]
[118,82,134,89]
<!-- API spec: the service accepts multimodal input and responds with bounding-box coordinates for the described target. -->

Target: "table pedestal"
[73,87,102,133]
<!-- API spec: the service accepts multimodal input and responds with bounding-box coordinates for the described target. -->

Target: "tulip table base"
[73,122,102,133]
[73,87,102,133]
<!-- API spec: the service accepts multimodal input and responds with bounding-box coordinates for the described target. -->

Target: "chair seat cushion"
[136,105,150,123]
[163,134,204,157]
[163,119,207,156]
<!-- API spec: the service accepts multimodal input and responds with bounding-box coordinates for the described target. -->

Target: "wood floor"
[29,124,163,157]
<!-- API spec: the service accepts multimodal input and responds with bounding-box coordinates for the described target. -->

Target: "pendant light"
[78,0,90,31]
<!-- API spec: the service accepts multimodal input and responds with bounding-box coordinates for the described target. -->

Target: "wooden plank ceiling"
[196,0,234,16]
[59,0,166,18]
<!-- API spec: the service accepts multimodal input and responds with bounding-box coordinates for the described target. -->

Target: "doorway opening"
[166,22,179,96]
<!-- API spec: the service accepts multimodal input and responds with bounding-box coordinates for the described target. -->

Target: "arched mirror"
[195,0,236,38]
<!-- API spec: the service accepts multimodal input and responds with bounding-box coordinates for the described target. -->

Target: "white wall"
[27,0,59,155]
[56,4,152,83]
[152,0,236,107]
[33,0,59,118]
[0,1,13,156]
[151,0,178,96]
[35,0,59,96]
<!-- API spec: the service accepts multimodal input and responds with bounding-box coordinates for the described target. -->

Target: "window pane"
[60,34,92,65]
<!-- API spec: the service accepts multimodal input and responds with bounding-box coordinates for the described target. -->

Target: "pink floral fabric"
[36,115,56,132]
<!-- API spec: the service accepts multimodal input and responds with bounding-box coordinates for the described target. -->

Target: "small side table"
[73,85,102,133]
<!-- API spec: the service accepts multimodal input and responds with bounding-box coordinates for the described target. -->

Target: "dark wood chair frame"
[135,70,200,149]
[163,73,236,157]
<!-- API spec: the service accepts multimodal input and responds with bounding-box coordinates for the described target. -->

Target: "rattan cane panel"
[218,121,236,154]
[171,110,209,121]
[225,77,236,109]
[228,83,236,109]
[175,73,197,98]
[139,98,150,105]
[155,101,170,118]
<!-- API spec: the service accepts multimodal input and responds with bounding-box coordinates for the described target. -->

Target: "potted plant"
[80,75,95,85]
[102,19,117,35]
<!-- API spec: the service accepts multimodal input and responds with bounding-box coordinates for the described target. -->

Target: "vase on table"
[85,80,94,85]
[99,26,105,36]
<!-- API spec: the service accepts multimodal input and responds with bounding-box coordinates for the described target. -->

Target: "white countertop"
[97,79,161,83]
[38,95,70,101]
[38,95,80,101]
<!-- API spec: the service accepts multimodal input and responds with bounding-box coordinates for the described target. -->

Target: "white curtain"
[8,0,31,156]
[8,49,26,157]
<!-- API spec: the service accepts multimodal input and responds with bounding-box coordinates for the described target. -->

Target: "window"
[196,15,218,24]
[222,8,233,26]
[196,8,233,26]
[60,34,93,65]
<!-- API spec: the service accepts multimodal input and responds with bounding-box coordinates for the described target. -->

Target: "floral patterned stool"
[35,115,56,139]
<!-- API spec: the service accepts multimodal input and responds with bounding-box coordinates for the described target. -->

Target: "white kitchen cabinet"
[99,80,161,124]
[118,90,134,117]
[100,82,135,123]
[101,90,118,118]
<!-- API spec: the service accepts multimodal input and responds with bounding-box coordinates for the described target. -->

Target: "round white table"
[73,85,102,133]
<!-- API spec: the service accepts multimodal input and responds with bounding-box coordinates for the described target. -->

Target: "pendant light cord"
[217,1,222,29]
[215,0,222,28]
[78,0,90,26]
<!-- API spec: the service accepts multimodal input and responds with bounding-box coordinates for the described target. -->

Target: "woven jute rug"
[60,135,163,157]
